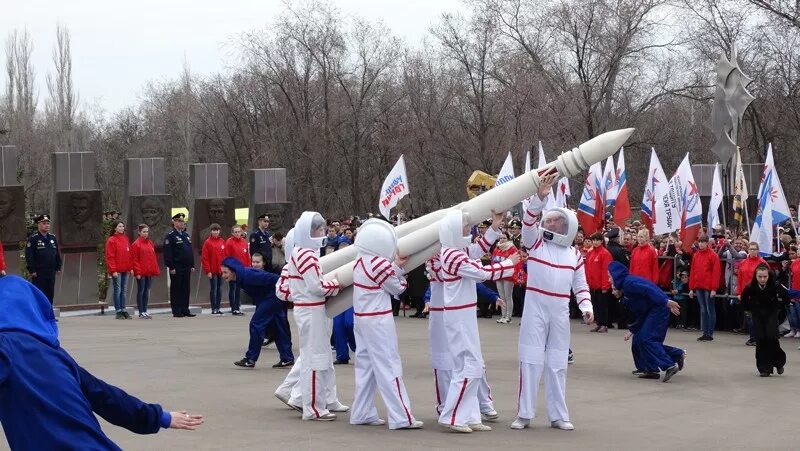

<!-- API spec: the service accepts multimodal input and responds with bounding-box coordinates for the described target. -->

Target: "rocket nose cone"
[578,128,635,165]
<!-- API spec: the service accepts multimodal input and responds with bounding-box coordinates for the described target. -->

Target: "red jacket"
[105,233,132,274]
[585,245,613,290]
[688,247,721,291]
[226,236,250,268]
[737,256,767,296]
[0,240,5,271]
[130,237,160,277]
[201,236,227,275]
[491,244,519,282]
[630,244,659,283]
[791,260,800,297]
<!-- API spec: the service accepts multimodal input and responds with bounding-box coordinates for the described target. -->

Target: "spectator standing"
[225,225,249,316]
[105,221,133,320]
[130,225,160,318]
[164,213,195,318]
[492,232,519,324]
[249,214,273,271]
[201,224,226,316]
[586,232,613,332]
[741,265,789,377]
[738,242,768,346]
[689,236,721,341]
[25,215,62,304]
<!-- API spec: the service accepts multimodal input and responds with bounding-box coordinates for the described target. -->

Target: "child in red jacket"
[105,221,133,319]
[630,229,659,283]
[130,224,160,318]
[492,232,519,324]
[225,225,249,316]
[586,232,614,332]
[201,223,227,316]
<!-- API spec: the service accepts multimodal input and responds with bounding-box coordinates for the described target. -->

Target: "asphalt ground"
[3,312,798,450]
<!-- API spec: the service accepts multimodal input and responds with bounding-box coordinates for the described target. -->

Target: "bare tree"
[46,24,78,151]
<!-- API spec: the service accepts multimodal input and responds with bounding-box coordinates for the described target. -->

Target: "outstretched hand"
[395,254,409,267]
[583,310,594,325]
[490,210,505,229]
[624,331,633,342]
[496,298,506,309]
[169,411,204,430]
[667,300,681,316]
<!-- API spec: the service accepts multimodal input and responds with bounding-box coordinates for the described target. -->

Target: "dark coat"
[741,270,789,341]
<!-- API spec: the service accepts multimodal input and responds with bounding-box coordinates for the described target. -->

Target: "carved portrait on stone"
[57,191,103,247]
[0,186,25,243]
[128,195,172,246]
[193,198,235,248]
[253,203,292,235]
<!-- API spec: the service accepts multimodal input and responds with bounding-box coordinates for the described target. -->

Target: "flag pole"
[721,160,729,231]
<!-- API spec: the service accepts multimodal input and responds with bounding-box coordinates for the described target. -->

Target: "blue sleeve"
[624,279,668,308]
[0,337,9,384]
[25,237,36,273]
[249,234,258,256]
[54,237,62,272]
[476,283,499,303]
[424,287,431,304]
[239,268,280,289]
[163,235,174,269]
[78,365,166,435]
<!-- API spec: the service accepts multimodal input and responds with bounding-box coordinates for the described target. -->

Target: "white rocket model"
[322,128,635,317]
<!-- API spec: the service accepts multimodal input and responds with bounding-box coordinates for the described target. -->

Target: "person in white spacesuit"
[426,212,505,421]
[436,210,519,433]
[277,212,349,421]
[348,219,424,430]
[512,174,594,431]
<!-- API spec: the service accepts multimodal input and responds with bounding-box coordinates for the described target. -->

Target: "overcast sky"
[1,0,464,115]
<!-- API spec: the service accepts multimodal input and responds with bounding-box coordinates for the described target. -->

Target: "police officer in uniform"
[164,213,195,317]
[249,214,273,272]
[25,215,62,304]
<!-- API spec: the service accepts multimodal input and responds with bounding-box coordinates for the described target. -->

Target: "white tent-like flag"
[708,162,723,232]
[536,142,556,205]
[602,155,617,208]
[652,150,680,235]
[378,155,410,219]
[556,177,571,208]
[495,152,515,187]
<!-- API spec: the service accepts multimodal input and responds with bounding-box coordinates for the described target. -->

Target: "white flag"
[537,141,546,168]
[495,152,515,187]
[534,142,556,205]
[602,155,617,208]
[752,190,774,256]
[708,163,723,232]
[378,155,410,219]
[555,177,571,208]
[653,149,680,235]
[525,147,532,174]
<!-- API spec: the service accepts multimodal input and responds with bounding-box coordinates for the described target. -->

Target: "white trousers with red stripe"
[517,295,571,422]
[437,308,486,426]
[434,368,495,416]
[350,314,416,429]
[294,305,340,420]
[275,354,339,409]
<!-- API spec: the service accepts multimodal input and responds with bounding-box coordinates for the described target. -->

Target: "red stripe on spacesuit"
[477,236,489,253]
[354,309,393,317]
[293,301,326,307]
[372,260,391,275]
[396,377,413,425]
[525,286,571,299]
[428,306,444,311]
[353,282,381,290]
[311,371,320,418]
[434,370,442,414]
[532,238,543,250]
[450,378,469,425]
[575,289,589,296]
[444,302,477,311]
[296,253,317,270]
[528,257,577,270]
[355,259,381,284]
[287,275,304,280]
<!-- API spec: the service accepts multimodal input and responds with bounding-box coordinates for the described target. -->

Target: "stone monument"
[0,146,25,274]
[248,168,292,235]
[51,151,104,305]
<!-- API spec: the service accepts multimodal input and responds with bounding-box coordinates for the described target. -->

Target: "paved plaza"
[3,312,799,450]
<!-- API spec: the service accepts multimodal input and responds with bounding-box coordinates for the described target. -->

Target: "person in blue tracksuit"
[333,307,357,365]
[608,262,685,382]
[0,275,204,451]
[224,257,294,369]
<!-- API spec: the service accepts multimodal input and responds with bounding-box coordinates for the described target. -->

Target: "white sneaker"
[327,401,350,412]
[551,420,574,430]
[496,318,505,324]
[309,413,336,421]
[510,417,530,429]
[467,423,492,431]
[439,422,472,433]
[397,420,424,429]
[481,410,499,422]
[366,419,386,426]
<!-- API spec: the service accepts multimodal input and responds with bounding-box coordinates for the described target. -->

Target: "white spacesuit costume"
[278,212,346,421]
[513,195,592,431]
[349,219,423,430]
[427,223,501,418]
[436,211,516,433]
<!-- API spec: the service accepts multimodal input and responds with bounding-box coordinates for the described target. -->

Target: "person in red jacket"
[201,223,226,316]
[225,225,249,316]
[688,236,721,341]
[130,224,160,318]
[105,221,133,319]
[492,232,519,324]
[630,229,659,283]
[586,232,614,332]
[738,242,768,346]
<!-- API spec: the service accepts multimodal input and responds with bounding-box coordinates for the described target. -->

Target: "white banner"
[378,155,410,219]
